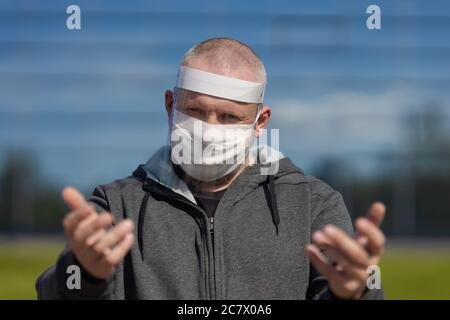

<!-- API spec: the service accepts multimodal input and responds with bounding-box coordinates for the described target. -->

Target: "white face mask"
[170,109,259,182]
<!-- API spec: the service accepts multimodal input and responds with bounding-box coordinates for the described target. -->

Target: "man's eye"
[186,107,203,115]
[224,114,241,121]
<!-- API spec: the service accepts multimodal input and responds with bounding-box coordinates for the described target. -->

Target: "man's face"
[174,88,259,125]
[165,60,272,185]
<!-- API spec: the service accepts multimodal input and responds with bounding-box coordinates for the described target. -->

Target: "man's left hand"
[306,202,386,299]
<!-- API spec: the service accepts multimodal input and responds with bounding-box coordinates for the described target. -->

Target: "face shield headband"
[176,66,266,104]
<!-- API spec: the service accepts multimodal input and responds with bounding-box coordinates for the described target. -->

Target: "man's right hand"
[62,187,135,280]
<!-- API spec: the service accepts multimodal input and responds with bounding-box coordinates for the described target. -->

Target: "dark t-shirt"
[193,189,227,218]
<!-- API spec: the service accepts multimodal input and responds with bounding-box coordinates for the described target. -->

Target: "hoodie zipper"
[209,216,216,299]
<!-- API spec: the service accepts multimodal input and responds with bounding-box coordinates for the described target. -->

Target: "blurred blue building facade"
[0,0,449,235]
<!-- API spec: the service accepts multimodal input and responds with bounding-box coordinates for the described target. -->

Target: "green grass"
[0,242,64,300]
[379,249,450,299]
[0,241,449,299]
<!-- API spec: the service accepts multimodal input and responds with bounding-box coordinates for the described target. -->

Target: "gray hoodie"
[36,146,384,300]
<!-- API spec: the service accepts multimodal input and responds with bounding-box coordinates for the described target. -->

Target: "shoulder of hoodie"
[272,157,342,202]
[91,166,145,197]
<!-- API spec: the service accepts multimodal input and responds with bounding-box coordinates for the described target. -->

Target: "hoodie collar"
[140,144,285,204]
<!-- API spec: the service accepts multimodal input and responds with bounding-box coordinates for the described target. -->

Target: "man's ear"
[255,105,271,138]
[165,89,174,119]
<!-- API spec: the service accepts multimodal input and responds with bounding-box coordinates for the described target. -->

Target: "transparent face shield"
[158,66,266,192]
[167,88,261,189]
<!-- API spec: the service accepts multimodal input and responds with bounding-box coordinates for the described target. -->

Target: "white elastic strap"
[177,66,265,104]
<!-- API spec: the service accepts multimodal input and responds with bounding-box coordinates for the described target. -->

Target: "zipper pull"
[209,216,214,234]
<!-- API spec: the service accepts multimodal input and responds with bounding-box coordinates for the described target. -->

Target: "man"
[36,37,385,300]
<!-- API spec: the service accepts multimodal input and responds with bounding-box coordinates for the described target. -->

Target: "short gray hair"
[180,37,267,84]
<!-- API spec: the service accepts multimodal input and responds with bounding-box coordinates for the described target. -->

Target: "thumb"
[366,202,386,227]
[62,186,88,210]
[354,202,386,246]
